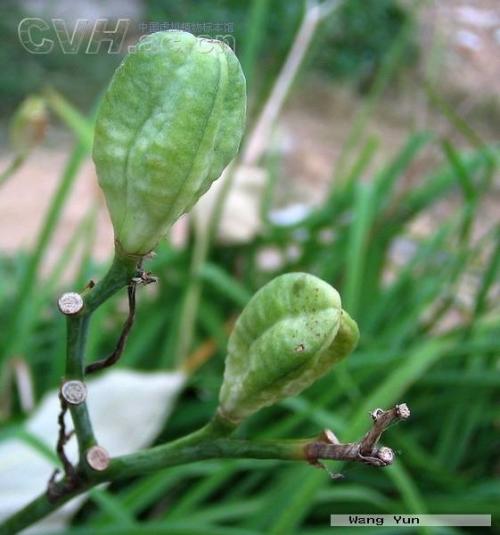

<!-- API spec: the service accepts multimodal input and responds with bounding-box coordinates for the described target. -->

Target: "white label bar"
[330,515,491,527]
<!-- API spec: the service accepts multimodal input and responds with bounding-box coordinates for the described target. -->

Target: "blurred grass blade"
[45,87,94,152]
[374,132,431,203]
[344,182,376,316]
[385,460,427,514]
[1,142,88,359]
[334,14,419,182]
[441,139,476,202]
[89,488,137,527]
[240,0,270,91]
[199,263,251,307]
[473,225,500,318]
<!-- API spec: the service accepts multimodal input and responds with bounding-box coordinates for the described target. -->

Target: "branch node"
[304,403,410,472]
[86,445,110,471]
[370,408,385,421]
[57,292,84,316]
[377,446,395,465]
[396,403,411,420]
[316,428,340,445]
[61,380,87,405]
[131,270,157,286]
[323,428,340,445]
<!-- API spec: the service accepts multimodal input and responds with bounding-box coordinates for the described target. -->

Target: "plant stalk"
[0,404,408,534]
[63,247,140,461]
[0,424,302,535]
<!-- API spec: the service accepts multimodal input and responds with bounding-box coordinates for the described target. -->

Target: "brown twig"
[47,393,78,501]
[55,393,76,475]
[85,270,156,375]
[13,404,409,531]
[85,284,136,374]
[360,403,410,455]
[305,403,410,471]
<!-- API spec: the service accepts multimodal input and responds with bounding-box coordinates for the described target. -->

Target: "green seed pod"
[9,96,47,154]
[93,31,246,255]
[218,273,359,424]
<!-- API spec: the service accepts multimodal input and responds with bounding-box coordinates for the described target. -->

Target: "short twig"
[85,284,136,375]
[360,404,410,456]
[305,403,410,471]
[85,270,156,375]
[47,393,79,501]
[55,393,76,476]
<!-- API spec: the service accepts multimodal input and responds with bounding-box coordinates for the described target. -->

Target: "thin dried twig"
[47,393,78,501]
[305,403,410,471]
[85,270,156,375]
[85,284,136,374]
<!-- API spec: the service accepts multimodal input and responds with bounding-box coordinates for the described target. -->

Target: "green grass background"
[0,0,499,533]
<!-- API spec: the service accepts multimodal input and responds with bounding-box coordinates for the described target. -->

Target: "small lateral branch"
[3,404,410,533]
[47,393,79,501]
[54,393,75,477]
[85,270,156,375]
[305,403,410,469]
[84,284,136,375]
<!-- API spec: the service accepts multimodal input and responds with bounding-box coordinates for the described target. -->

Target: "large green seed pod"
[93,31,246,255]
[218,273,359,424]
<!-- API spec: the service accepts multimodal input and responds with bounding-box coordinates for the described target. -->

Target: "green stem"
[108,433,303,481]
[83,247,140,314]
[1,399,403,533]
[65,315,95,454]
[64,246,141,460]
[0,418,306,535]
[0,247,142,534]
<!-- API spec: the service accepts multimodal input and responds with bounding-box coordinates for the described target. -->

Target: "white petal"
[0,369,187,532]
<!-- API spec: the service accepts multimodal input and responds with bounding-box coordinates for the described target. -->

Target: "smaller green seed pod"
[9,96,47,154]
[218,273,359,424]
[93,31,246,255]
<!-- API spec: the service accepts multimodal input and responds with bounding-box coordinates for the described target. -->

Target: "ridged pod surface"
[218,273,359,424]
[93,31,246,255]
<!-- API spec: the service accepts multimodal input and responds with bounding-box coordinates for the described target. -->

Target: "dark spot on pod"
[292,278,306,294]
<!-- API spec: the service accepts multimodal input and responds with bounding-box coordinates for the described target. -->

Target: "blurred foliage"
[1,1,499,533]
[0,0,417,117]
[1,82,499,531]
[0,1,122,117]
[145,0,302,101]
[145,0,302,59]
[146,0,417,93]
[313,0,418,92]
